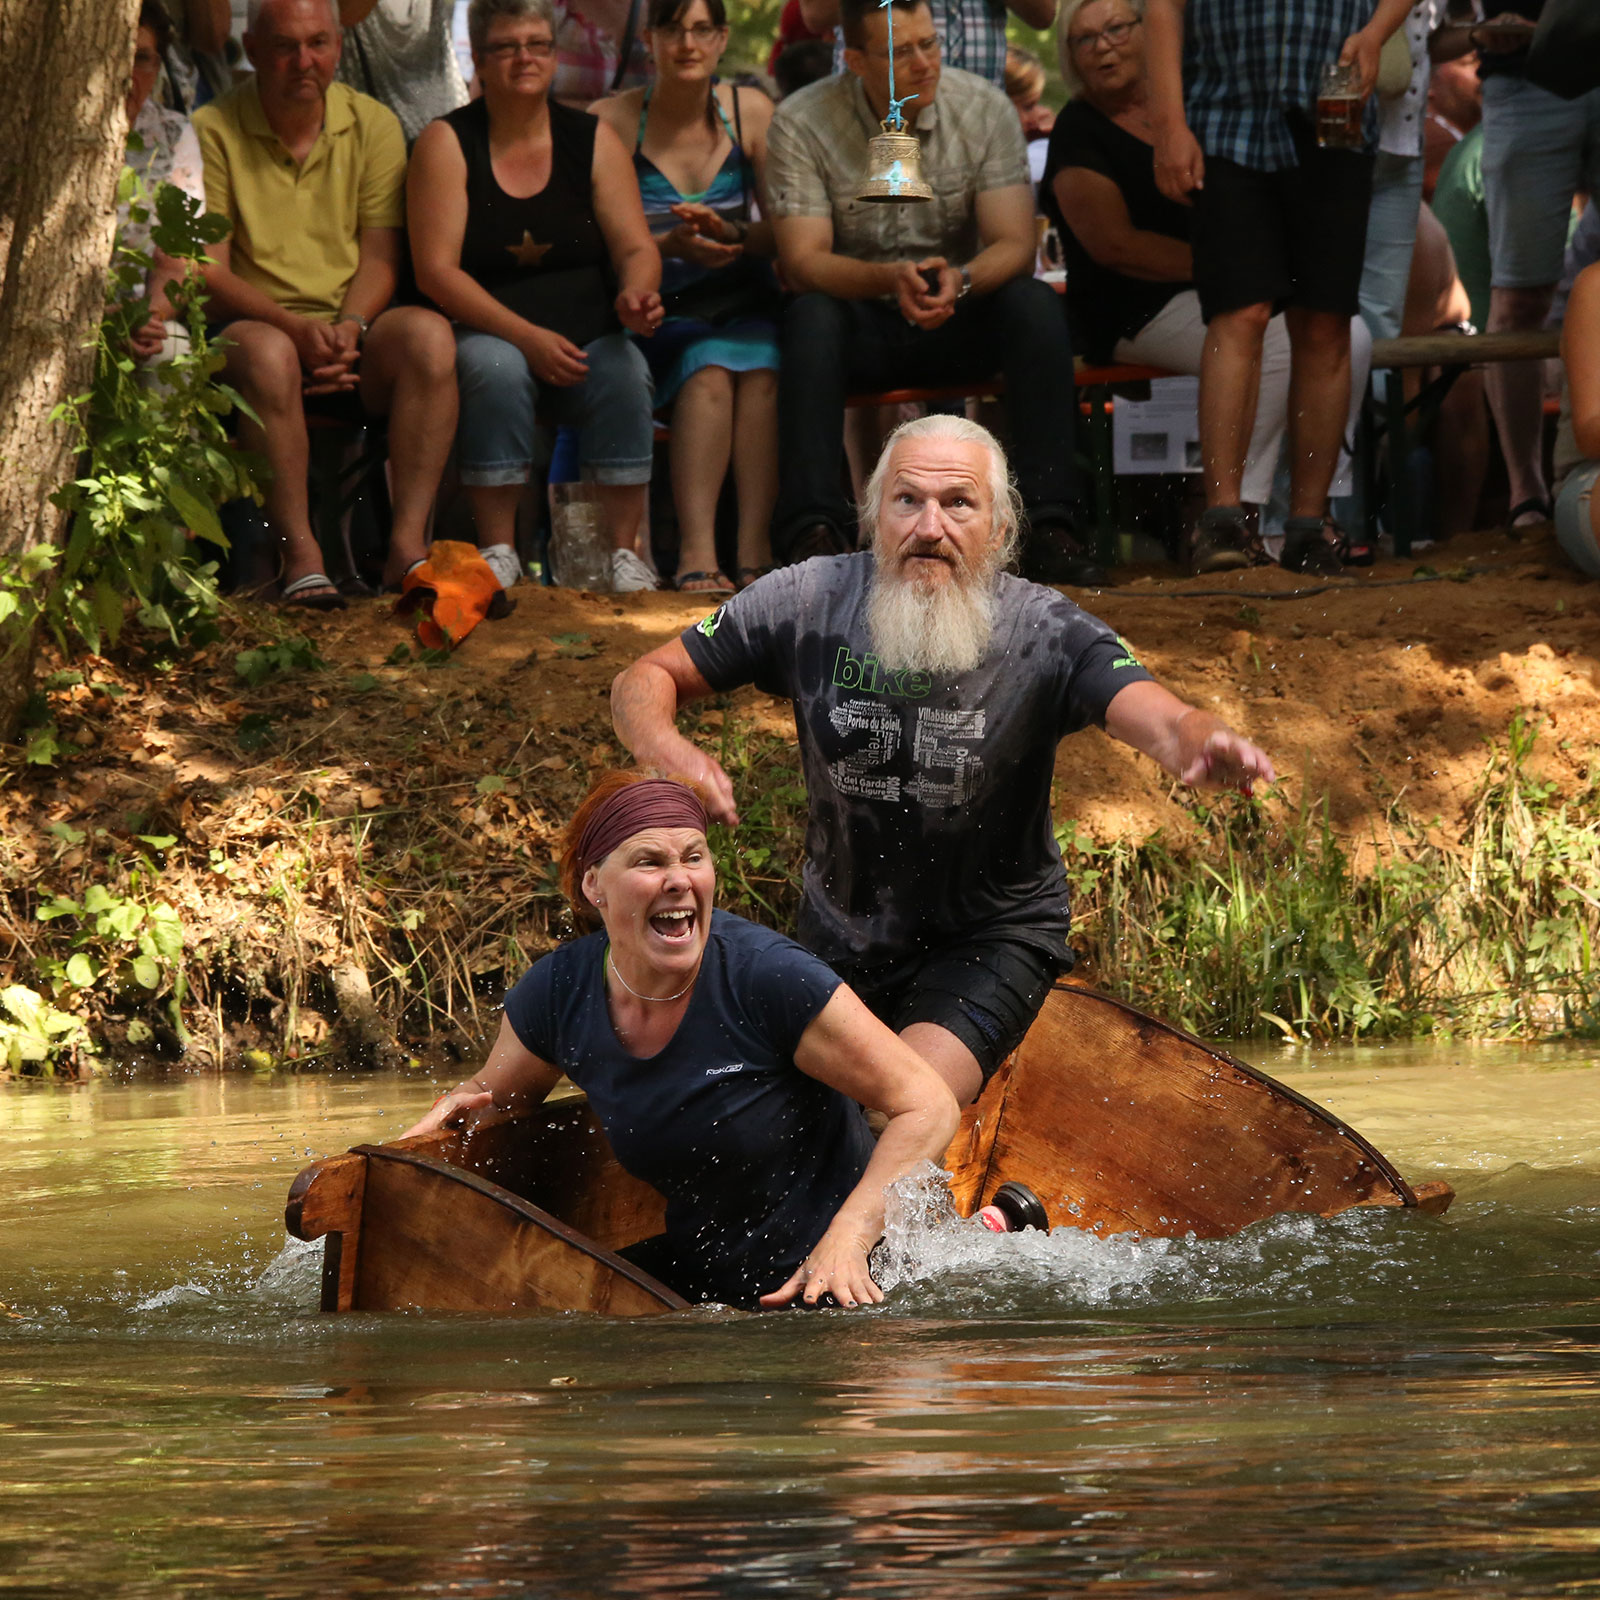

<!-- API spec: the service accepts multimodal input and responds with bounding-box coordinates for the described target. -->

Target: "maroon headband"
[575,780,709,875]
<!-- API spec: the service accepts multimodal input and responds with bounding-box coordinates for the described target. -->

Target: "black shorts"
[1191,116,1376,322]
[835,937,1067,1086]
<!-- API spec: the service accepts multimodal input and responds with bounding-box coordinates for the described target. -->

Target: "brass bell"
[856,127,933,203]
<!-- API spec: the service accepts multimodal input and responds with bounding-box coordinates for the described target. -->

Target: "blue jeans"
[1359,152,1425,343]
[454,328,654,488]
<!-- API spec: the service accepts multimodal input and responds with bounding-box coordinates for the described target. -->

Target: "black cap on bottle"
[989,1181,1050,1234]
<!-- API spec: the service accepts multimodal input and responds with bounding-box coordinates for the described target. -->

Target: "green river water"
[3,1042,1599,1598]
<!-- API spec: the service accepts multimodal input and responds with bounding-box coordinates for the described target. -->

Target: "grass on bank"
[1,622,1596,1075]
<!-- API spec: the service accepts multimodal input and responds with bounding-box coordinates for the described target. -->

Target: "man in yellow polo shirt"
[195,0,457,607]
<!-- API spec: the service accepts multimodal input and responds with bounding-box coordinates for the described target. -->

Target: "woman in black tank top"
[410,0,665,593]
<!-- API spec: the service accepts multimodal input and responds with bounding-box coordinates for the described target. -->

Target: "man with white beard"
[612,415,1274,1104]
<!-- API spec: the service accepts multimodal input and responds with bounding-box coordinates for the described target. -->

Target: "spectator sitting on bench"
[195,0,457,608]
[765,0,1097,583]
[409,0,665,595]
[591,0,780,596]
[124,2,207,367]
[1555,260,1600,577]
[1042,0,1372,571]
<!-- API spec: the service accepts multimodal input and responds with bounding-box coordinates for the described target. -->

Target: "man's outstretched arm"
[1104,680,1276,794]
[611,641,741,824]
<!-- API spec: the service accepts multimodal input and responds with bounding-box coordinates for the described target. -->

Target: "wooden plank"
[1371,329,1561,370]
[350,1147,687,1315]
[284,1151,366,1242]
[407,1096,668,1251]
[942,1056,1013,1215]
[977,986,1433,1239]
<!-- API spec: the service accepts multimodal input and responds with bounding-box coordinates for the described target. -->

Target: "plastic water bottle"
[975,1181,1051,1234]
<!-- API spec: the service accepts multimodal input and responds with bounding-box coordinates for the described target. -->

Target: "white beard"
[866,557,998,677]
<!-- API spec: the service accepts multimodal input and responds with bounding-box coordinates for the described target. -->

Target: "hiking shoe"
[1281,515,1349,576]
[1023,524,1107,587]
[610,547,659,592]
[479,542,522,590]
[1190,505,1258,574]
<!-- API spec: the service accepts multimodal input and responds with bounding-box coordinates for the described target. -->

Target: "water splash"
[252,1235,324,1308]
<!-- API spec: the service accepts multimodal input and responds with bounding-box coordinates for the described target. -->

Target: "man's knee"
[1211,300,1274,340]
[224,321,302,407]
[781,291,851,355]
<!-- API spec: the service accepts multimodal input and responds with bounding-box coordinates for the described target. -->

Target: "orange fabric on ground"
[393,541,512,649]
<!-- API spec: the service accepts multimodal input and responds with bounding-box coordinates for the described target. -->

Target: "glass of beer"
[1317,61,1364,150]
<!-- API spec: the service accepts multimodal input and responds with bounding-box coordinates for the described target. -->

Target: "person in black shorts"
[1145,0,1413,574]
[611,414,1277,1106]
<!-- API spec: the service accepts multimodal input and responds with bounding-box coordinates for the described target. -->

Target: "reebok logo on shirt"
[705,1063,745,1076]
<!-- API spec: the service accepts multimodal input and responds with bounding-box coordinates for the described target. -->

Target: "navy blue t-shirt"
[503,910,875,1308]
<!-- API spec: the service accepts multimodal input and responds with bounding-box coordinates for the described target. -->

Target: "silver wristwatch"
[957,265,973,300]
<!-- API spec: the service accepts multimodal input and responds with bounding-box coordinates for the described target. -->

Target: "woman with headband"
[404,770,961,1310]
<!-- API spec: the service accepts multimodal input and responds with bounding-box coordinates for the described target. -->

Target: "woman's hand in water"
[758,1224,883,1310]
[400,1088,494,1140]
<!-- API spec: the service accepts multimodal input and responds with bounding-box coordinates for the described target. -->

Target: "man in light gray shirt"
[765,0,1095,582]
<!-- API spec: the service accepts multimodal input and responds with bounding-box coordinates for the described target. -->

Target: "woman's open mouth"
[649,908,696,941]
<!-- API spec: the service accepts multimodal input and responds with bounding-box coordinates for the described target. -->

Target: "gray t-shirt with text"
[680,554,1153,969]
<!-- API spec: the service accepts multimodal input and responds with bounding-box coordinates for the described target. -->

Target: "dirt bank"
[4,522,1597,1071]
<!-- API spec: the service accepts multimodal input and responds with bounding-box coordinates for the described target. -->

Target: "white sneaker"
[610,547,658,593]
[479,542,521,590]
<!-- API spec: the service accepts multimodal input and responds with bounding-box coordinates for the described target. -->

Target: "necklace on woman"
[606,947,697,1002]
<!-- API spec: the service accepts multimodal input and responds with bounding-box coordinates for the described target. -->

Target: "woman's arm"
[407,118,591,385]
[759,988,962,1310]
[591,118,665,335]
[400,1013,564,1138]
[1566,262,1600,461]
[1052,166,1192,282]
[734,86,776,257]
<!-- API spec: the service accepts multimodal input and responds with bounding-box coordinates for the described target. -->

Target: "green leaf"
[47,821,86,845]
[385,643,411,665]
[82,885,114,914]
[64,953,97,988]
[161,476,226,548]
[137,834,178,850]
[131,955,161,990]
[25,728,61,767]
[36,897,81,923]
[104,903,145,941]
[125,1019,153,1045]
[476,775,507,795]
[347,672,378,693]
[146,905,183,963]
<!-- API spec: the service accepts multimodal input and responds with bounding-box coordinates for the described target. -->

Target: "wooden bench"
[1367,328,1563,556]
[650,363,1172,568]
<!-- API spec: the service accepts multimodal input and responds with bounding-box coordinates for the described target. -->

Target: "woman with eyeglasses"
[592,0,779,594]
[1041,0,1373,572]
[409,0,666,593]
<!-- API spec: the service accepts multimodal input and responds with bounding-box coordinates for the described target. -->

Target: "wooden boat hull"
[286,984,1452,1314]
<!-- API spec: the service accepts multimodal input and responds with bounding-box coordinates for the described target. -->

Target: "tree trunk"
[0,0,140,736]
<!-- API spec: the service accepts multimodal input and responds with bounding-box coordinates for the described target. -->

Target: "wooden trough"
[286,984,1453,1314]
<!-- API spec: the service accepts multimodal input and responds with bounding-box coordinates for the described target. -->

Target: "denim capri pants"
[455,328,654,488]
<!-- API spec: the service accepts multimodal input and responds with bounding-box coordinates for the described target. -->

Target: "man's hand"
[1338,27,1383,100]
[616,287,665,338]
[129,311,168,363]
[893,257,958,329]
[302,317,363,395]
[1470,12,1536,53]
[758,1223,882,1310]
[1153,122,1204,203]
[519,324,590,386]
[650,740,739,825]
[1178,723,1277,796]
